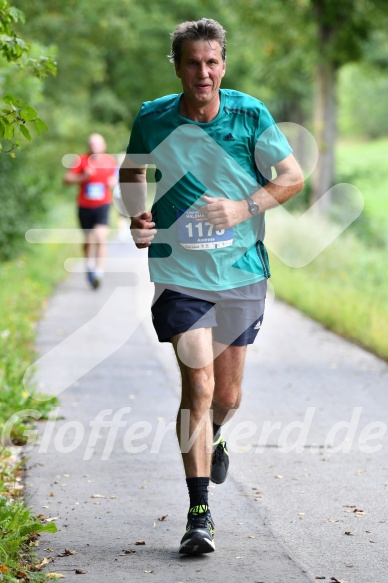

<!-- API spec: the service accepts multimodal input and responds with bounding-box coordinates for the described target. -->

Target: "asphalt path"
[24,235,388,583]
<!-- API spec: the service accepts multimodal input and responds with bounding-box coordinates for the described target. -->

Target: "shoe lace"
[188,508,212,530]
[212,440,226,464]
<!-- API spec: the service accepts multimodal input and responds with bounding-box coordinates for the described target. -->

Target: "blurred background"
[1,0,388,385]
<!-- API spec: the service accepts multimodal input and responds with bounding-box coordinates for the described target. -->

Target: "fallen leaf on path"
[370,540,377,543]
[274,474,283,479]
[135,541,146,545]
[330,578,348,583]
[35,557,52,570]
[354,509,366,516]
[298,513,305,519]
[46,574,65,579]
[45,517,58,523]
[58,549,77,557]
[248,535,256,539]
[158,515,168,521]
[91,494,105,499]
[75,570,87,574]
[315,578,326,580]
[144,570,153,573]
[344,532,355,536]
[119,550,136,555]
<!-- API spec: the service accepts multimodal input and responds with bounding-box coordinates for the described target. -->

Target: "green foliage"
[339,63,388,138]
[0,203,79,579]
[336,137,388,247]
[0,203,78,443]
[0,153,51,261]
[0,0,56,152]
[270,137,388,361]
[0,496,57,581]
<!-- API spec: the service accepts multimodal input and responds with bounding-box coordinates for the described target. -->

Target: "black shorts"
[151,281,267,346]
[78,204,110,230]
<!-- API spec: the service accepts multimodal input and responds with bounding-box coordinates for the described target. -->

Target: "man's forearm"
[119,167,148,217]
[248,153,305,216]
[250,173,304,213]
[64,171,86,185]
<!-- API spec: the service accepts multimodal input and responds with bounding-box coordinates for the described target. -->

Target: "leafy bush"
[0,153,51,261]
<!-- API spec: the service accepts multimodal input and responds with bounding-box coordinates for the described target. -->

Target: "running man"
[120,18,304,554]
[64,133,117,289]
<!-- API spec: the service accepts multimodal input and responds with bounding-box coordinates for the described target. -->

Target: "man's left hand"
[200,196,250,229]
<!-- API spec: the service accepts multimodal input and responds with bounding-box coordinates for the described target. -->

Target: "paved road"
[24,236,388,583]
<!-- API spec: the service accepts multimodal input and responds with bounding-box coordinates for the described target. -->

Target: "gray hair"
[168,18,227,65]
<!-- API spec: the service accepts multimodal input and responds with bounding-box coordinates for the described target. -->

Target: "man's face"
[88,133,106,155]
[175,39,226,108]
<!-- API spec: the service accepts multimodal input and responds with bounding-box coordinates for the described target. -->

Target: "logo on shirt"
[223,133,236,142]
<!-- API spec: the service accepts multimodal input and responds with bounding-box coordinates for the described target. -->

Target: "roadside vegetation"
[269,138,388,361]
[0,203,77,581]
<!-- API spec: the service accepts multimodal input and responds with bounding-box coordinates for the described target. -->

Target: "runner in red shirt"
[64,133,117,289]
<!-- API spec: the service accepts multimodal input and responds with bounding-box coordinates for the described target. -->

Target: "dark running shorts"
[78,204,110,230]
[151,281,267,346]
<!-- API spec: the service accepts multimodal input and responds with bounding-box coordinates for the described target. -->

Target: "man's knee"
[180,369,214,411]
[212,384,241,412]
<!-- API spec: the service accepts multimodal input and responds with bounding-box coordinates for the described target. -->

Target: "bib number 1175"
[177,209,234,250]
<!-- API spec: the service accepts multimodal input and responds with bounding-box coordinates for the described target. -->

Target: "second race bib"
[177,209,234,250]
[85,182,105,200]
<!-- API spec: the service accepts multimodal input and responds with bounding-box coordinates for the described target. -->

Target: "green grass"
[337,137,388,245]
[0,494,57,582]
[269,137,388,361]
[0,201,77,580]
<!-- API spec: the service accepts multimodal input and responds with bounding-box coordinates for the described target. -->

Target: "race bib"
[177,209,234,250]
[85,182,105,200]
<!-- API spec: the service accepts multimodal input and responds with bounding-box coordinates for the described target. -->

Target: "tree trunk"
[310,57,337,212]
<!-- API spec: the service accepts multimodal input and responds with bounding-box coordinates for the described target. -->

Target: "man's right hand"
[130,211,156,248]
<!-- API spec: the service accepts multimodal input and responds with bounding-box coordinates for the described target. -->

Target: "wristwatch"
[246,197,260,216]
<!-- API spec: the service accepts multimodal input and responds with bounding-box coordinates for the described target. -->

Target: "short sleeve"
[254,106,292,177]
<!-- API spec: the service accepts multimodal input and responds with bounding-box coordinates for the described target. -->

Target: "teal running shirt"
[126,89,292,291]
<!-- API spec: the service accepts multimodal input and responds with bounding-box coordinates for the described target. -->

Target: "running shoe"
[210,435,229,484]
[92,273,101,290]
[179,505,215,555]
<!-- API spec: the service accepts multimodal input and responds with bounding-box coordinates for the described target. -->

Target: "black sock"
[213,423,222,439]
[186,477,209,509]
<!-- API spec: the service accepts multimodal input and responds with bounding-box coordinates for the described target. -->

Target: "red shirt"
[70,153,117,208]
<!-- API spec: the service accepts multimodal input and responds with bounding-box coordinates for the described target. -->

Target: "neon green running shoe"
[179,505,215,555]
[210,435,229,484]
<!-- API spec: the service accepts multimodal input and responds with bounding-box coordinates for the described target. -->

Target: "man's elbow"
[296,173,304,194]
[63,173,72,186]
[292,167,304,194]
